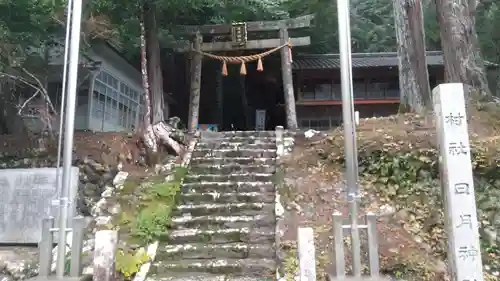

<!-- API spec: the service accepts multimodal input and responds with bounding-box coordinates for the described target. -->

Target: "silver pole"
[337,0,362,276]
[56,0,83,277]
[55,0,75,196]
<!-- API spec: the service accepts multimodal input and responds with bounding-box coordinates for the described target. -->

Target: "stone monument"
[433,83,484,281]
[298,227,316,281]
[0,167,79,244]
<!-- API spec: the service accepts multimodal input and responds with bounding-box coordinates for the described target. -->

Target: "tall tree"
[435,0,491,95]
[144,1,167,123]
[393,0,432,113]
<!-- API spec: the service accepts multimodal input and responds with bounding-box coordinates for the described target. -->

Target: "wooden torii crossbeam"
[177,15,314,131]
[174,14,313,52]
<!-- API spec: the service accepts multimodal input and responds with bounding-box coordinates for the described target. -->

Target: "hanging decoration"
[257,57,263,71]
[222,61,228,76]
[192,39,292,76]
[240,61,247,75]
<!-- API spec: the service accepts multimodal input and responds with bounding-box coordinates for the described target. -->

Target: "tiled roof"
[292,51,445,70]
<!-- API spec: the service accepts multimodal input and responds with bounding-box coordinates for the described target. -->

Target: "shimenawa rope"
[191,39,293,75]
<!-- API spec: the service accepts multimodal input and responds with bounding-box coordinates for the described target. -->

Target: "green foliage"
[282,245,298,281]
[330,140,500,278]
[0,0,64,77]
[5,0,500,65]
[130,166,188,244]
[116,248,150,279]
[114,166,188,279]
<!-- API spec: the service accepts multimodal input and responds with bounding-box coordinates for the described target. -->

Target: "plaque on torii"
[231,22,247,47]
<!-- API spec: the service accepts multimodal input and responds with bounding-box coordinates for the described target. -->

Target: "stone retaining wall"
[0,150,174,280]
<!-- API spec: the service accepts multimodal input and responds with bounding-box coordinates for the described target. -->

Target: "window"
[92,71,141,130]
[353,82,367,99]
[332,83,341,100]
[332,80,365,100]
[300,79,333,100]
[366,81,389,99]
[386,80,399,98]
[299,117,339,131]
[316,84,332,100]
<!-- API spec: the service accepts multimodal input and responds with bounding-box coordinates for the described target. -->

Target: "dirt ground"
[279,96,500,280]
[0,130,151,177]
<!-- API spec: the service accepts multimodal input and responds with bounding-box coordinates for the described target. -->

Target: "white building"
[25,40,168,133]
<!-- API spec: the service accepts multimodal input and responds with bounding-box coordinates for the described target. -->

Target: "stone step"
[196,142,276,150]
[170,214,275,229]
[200,136,275,143]
[190,157,276,166]
[156,243,275,260]
[164,227,275,244]
[220,131,276,138]
[149,258,276,276]
[191,148,276,158]
[146,273,266,281]
[179,192,275,204]
[190,164,275,174]
[181,182,274,194]
[173,202,274,216]
[184,173,274,183]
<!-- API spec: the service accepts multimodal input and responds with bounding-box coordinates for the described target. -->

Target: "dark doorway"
[220,59,282,131]
[221,64,247,131]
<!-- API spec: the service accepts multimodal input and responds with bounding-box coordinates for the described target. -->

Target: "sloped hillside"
[279,96,500,281]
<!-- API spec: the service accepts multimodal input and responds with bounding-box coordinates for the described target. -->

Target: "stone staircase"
[148,131,278,281]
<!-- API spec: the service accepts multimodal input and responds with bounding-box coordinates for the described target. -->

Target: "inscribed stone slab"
[0,167,79,244]
[298,227,316,281]
[433,83,484,281]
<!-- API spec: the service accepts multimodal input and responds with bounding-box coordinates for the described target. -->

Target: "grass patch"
[114,166,188,279]
[119,166,188,244]
[116,247,150,280]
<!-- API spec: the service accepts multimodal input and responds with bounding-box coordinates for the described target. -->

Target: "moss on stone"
[113,166,188,279]
[115,247,150,280]
[282,244,297,281]
[118,167,188,244]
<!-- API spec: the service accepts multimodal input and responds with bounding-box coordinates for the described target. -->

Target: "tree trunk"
[434,0,491,96]
[188,32,203,132]
[215,63,223,130]
[139,7,183,161]
[393,0,432,113]
[139,18,157,155]
[279,28,298,130]
[144,1,166,123]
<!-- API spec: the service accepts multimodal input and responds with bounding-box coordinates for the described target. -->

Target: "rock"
[95,216,112,227]
[480,226,497,245]
[379,204,396,216]
[107,203,121,215]
[0,247,38,280]
[112,171,128,187]
[304,129,319,139]
[101,188,113,198]
[0,274,12,281]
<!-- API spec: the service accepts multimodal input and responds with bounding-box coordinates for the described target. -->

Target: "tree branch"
[20,67,58,115]
[17,89,41,115]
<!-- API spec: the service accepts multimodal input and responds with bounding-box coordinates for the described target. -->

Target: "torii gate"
[174,15,313,132]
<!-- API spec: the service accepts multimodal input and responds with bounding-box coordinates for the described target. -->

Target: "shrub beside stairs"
[147,131,279,281]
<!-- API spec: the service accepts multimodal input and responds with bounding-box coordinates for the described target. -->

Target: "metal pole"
[55,0,74,198]
[56,0,83,277]
[337,0,362,276]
